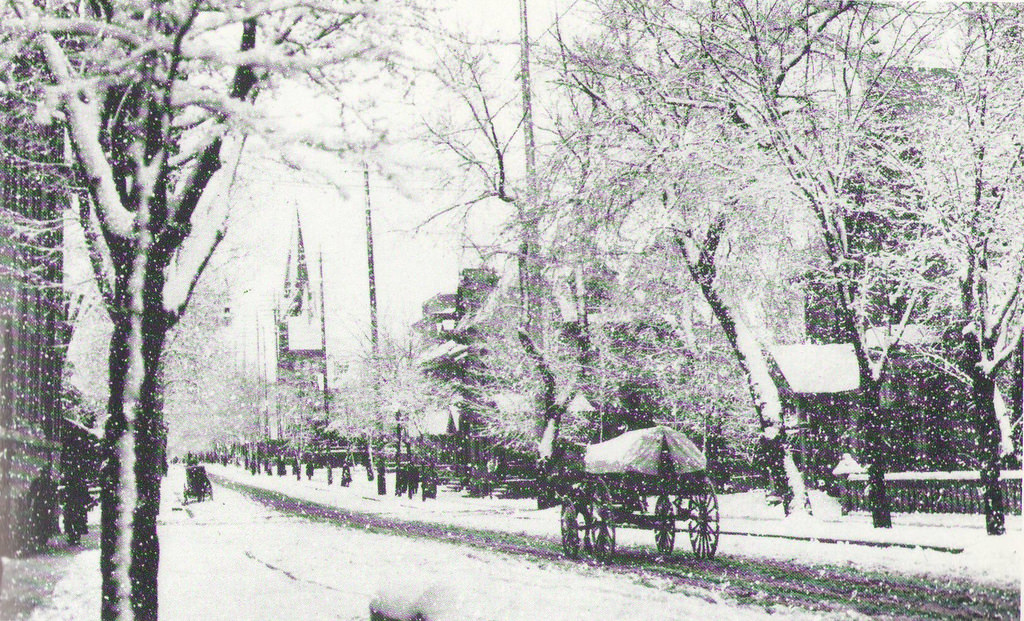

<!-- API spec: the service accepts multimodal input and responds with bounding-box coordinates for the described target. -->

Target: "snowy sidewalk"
[211,463,1022,588]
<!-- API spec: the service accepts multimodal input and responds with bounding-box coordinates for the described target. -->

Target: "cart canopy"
[584,425,706,476]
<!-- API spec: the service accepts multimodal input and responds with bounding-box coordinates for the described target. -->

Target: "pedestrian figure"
[341,462,352,487]
[376,457,387,495]
[395,462,406,497]
[421,465,437,501]
[26,473,59,551]
[407,464,420,499]
[63,475,90,545]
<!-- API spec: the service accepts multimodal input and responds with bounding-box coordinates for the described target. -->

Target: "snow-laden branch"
[189,0,377,35]
[163,134,246,323]
[2,16,145,48]
[37,34,135,239]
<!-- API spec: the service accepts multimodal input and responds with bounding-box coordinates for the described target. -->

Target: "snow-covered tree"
[0,0,406,617]
[883,5,1023,535]
[678,0,955,528]
[546,0,827,514]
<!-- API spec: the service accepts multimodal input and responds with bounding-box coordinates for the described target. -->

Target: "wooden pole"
[319,249,329,420]
[518,0,541,339]
[364,165,380,458]
[364,166,379,354]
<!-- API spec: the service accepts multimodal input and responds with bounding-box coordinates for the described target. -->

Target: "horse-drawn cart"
[559,425,719,562]
[183,464,213,504]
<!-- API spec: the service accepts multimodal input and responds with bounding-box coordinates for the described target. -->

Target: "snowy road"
[213,475,1019,620]
[26,466,1020,620]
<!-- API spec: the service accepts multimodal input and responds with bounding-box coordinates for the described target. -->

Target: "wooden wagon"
[559,425,720,562]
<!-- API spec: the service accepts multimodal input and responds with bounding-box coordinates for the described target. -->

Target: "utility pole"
[364,166,379,355]
[364,165,380,473]
[519,0,542,341]
[319,249,330,420]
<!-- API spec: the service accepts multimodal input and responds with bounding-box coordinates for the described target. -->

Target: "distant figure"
[341,463,353,487]
[421,466,437,501]
[63,475,90,545]
[376,458,387,495]
[407,465,420,499]
[26,473,59,551]
[395,463,406,497]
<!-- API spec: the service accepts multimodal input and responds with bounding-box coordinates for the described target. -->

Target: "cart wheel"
[593,519,616,563]
[687,482,720,560]
[654,494,675,555]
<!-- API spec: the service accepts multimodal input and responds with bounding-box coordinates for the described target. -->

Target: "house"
[0,86,71,553]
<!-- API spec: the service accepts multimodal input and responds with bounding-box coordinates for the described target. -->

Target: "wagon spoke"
[654,494,675,555]
[688,481,720,560]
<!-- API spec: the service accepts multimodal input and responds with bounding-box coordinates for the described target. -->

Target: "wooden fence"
[838,470,1022,515]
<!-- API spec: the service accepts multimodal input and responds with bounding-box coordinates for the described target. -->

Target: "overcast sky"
[218,0,588,378]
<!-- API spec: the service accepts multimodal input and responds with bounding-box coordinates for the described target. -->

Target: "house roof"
[422,293,458,318]
[770,343,860,393]
[415,340,470,367]
[412,407,457,436]
[566,393,596,414]
[863,324,939,350]
[491,392,532,414]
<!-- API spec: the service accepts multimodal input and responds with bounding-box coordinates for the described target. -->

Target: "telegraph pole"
[364,165,382,488]
[318,249,329,419]
[364,166,379,354]
[519,0,541,340]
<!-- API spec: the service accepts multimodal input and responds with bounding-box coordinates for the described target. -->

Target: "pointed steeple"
[282,210,313,317]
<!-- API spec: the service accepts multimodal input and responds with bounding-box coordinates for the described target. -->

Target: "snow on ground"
[209,463,1022,588]
[16,463,1021,619]
[27,466,843,621]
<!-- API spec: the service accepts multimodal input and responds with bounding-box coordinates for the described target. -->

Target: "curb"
[718,529,963,553]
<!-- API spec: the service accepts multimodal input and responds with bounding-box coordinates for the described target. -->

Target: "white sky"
[221,0,589,374]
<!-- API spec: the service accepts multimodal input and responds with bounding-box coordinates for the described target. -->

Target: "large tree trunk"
[101,241,168,620]
[675,229,811,516]
[730,320,811,516]
[860,380,891,529]
[970,368,1006,536]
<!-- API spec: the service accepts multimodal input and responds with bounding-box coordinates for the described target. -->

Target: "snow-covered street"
[13,464,1020,620]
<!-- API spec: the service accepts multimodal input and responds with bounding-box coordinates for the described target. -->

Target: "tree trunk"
[860,381,891,529]
[678,227,812,516]
[101,253,168,621]
[970,369,1005,535]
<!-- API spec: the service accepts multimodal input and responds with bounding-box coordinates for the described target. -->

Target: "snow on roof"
[587,310,636,327]
[832,453,865,476]
[566,393,596,414]
[62,416,103,439]
[422,293,457,318]
[411,407,457,436]
[415,340,469,367]
[864,324,939,350]
[770,343,860,393]
[491,392,532,414]
[584,425,706,476]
